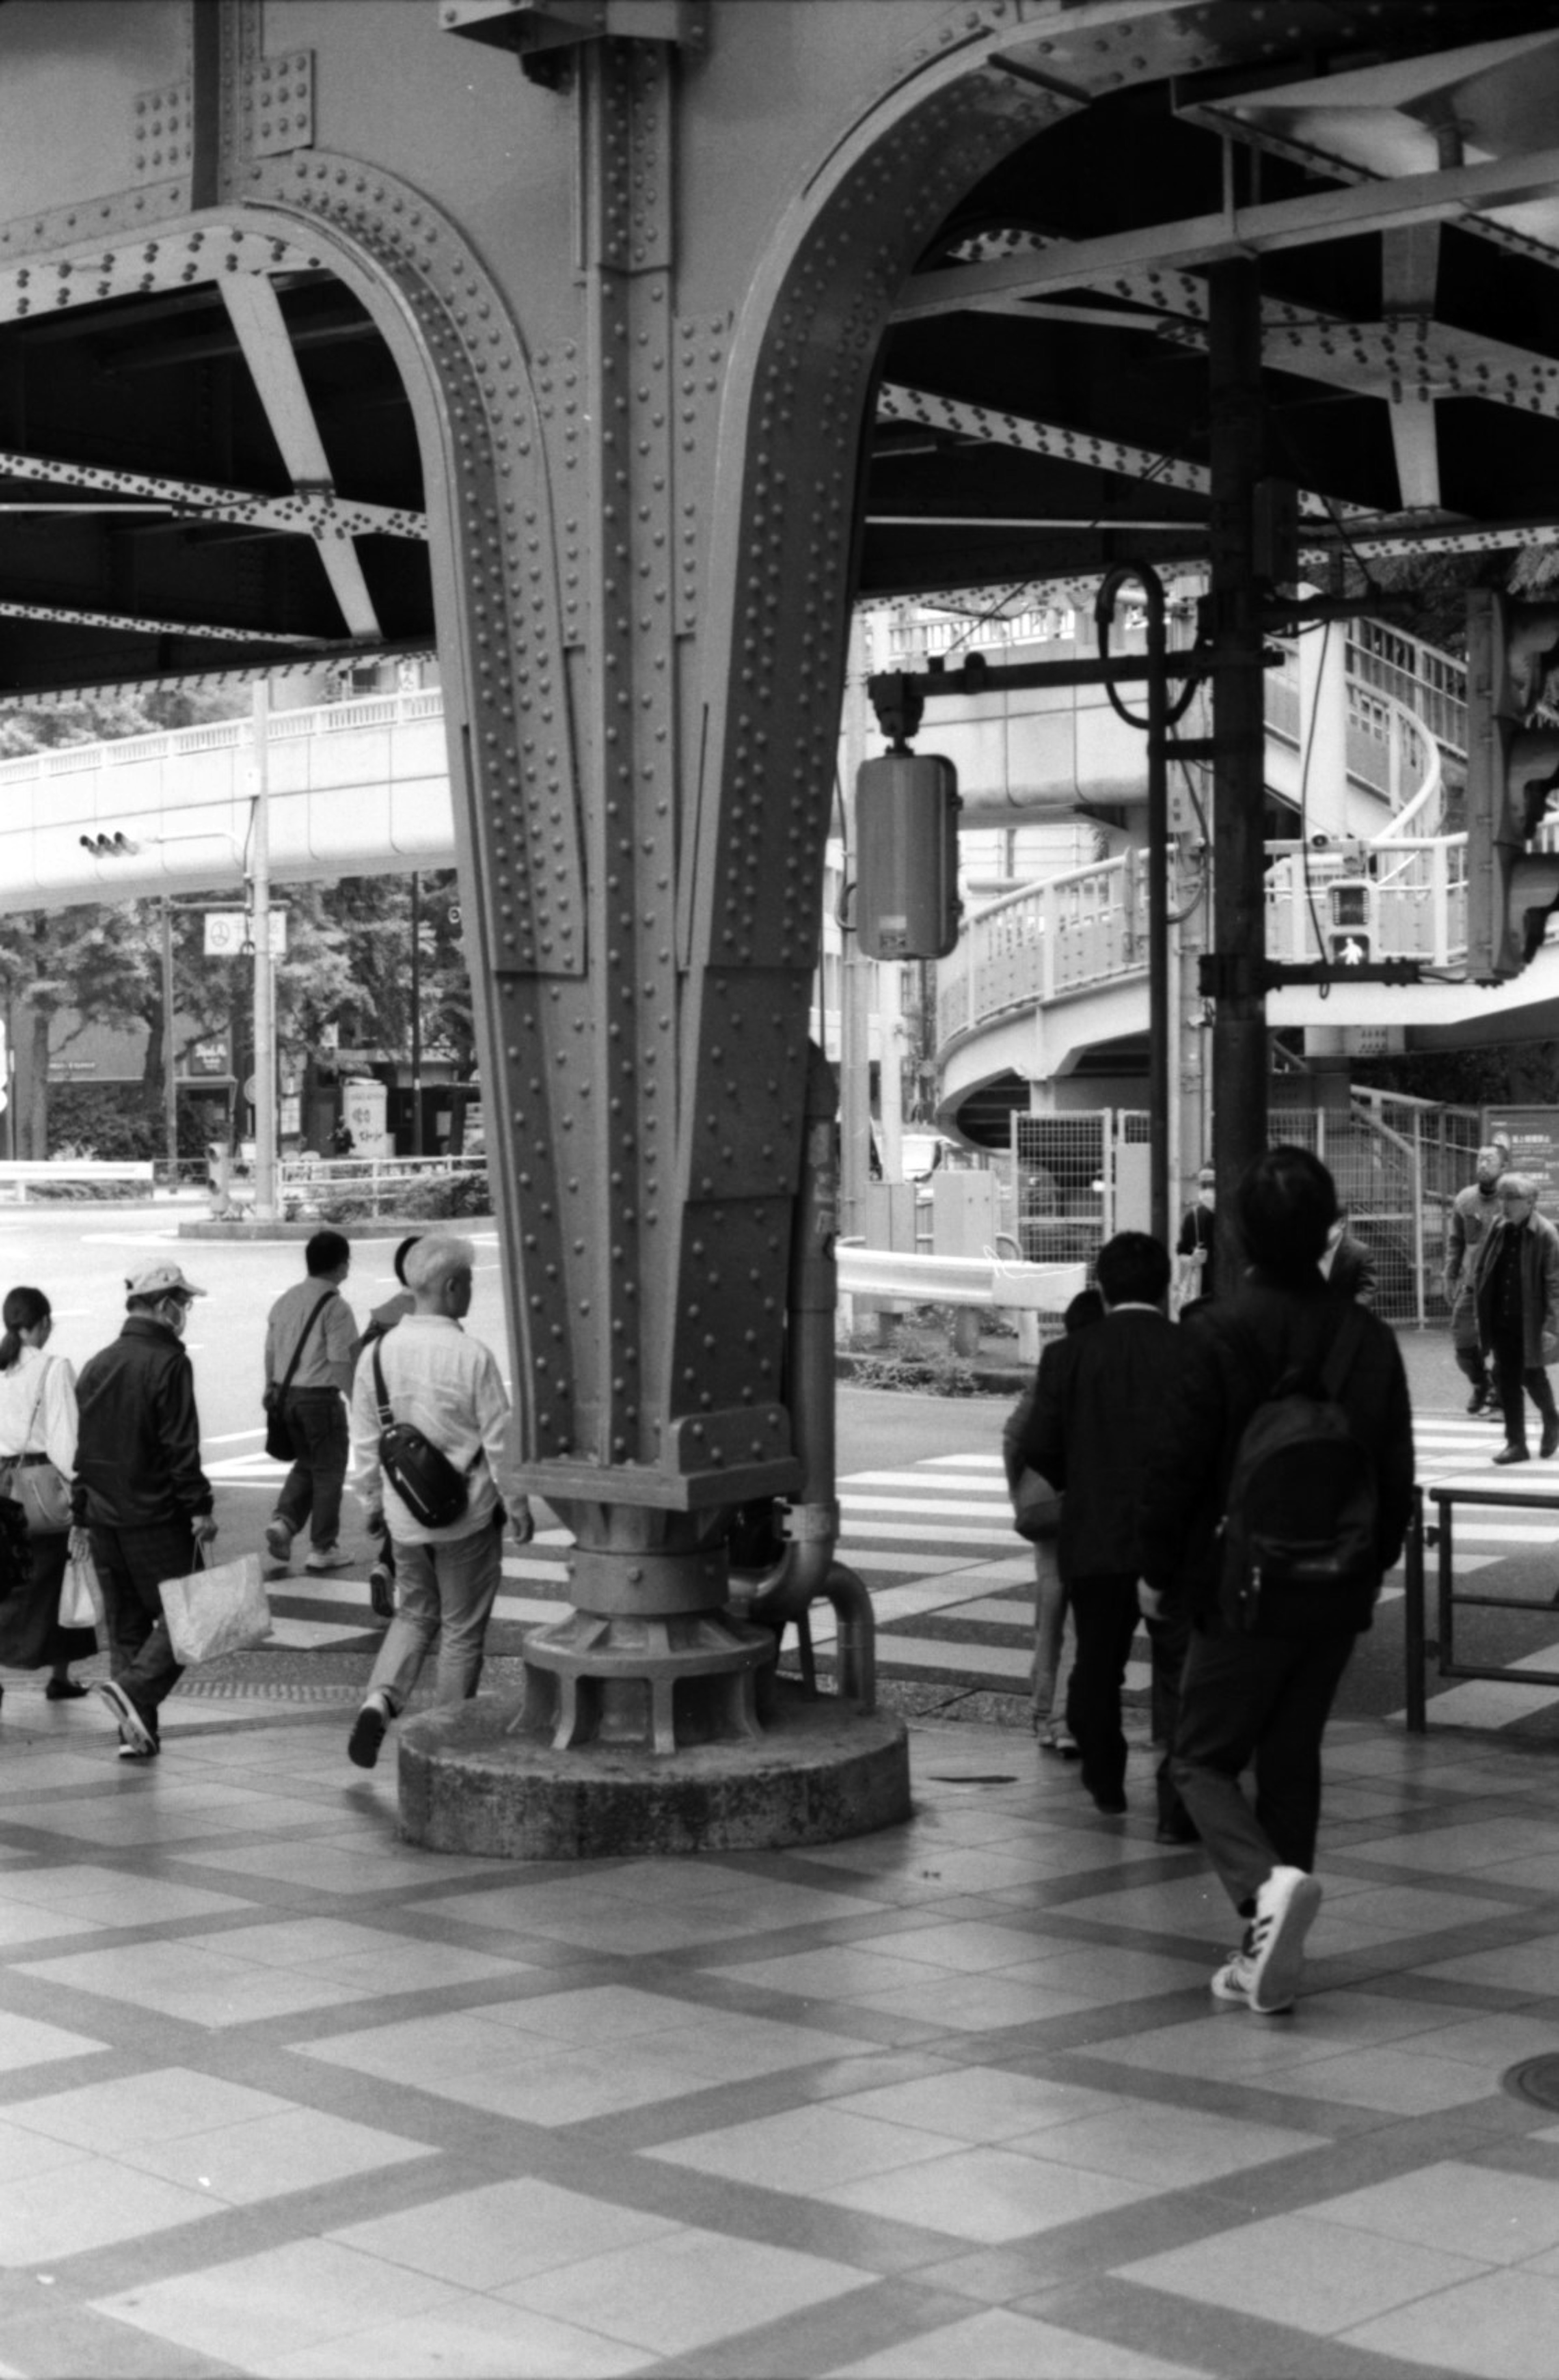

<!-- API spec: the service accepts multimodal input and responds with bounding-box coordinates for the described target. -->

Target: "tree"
[0,685,249,1154]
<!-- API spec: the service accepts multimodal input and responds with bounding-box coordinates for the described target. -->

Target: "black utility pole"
[1206,258,1270,1230]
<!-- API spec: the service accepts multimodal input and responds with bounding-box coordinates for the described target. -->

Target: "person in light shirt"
[0,1286,95,1706]
[344,1235,531,1768]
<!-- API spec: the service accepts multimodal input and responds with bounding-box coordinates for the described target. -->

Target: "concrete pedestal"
[397,1684,911,1859]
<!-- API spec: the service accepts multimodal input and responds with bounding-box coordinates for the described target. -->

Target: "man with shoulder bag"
[1138,1148,1414,2017]
[344,1235,532,1768]
[263,1229,358,1574]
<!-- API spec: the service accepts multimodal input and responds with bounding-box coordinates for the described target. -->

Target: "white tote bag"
[161,1549,272,1665]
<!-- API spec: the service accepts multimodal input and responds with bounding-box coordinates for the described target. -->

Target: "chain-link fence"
[1009,1098,1486,1330]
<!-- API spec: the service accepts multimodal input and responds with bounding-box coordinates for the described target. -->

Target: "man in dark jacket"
[1138,1148,1414,2016]
[76,1261,217,1759]
[1469,1174,1559,1465]
[1013,1231,1191,1834]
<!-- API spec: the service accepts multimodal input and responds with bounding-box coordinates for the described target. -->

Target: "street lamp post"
[249,681,277,1221]
[161,898,177,1180]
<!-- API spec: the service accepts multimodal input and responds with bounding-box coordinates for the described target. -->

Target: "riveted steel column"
[514,37,777,1749]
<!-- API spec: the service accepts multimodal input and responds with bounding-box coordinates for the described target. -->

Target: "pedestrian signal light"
[855,750,961,960]
[1466,589,1559,982]
[1327,879,1372,968]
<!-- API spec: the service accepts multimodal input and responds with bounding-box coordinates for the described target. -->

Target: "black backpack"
[370,1344,475,1531]
[1217,1305,1380,1638]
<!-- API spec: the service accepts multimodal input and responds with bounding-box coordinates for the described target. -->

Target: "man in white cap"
[75,1261,217,1758]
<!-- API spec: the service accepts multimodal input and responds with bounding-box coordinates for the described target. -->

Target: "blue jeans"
[365,1517,502,1711]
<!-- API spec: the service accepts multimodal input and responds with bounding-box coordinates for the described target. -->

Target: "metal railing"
[276,1151,487,1217]
[0,686,447,787]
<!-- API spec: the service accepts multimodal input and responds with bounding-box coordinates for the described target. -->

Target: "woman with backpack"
[0,1286,95,1707]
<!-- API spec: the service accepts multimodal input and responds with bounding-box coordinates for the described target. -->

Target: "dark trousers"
[1453,1342,1490,1394]
[274,1390,348,1548]
[1491,1334,1557,1452]
[1171,1623,1357,1914]
[89,1516,195,1734]
[1065,1572,1190,1825]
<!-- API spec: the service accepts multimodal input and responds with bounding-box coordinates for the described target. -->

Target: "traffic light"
[855,750,961,959]
[1326,878,1373,969]
[1465,589,1559,982]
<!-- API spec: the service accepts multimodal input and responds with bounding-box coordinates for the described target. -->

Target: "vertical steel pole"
[250,680,276,1222]
[1207,260,1269,1233]
[409,870,423,1157]
[161,898,177,1181]
[1404,1486,1426,1734]
[1145,582,1170,1249]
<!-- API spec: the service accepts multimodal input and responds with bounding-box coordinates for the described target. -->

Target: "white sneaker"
[1210,1938,1258,2008]
[1246,1866,1322,2013]
[304,1545,353,1574]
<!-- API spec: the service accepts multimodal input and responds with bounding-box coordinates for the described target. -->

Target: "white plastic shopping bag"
[161,1549,271,1665]
[58,1545,104,1633]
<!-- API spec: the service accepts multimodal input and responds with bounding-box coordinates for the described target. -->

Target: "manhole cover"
[1503,2056,1559,2109]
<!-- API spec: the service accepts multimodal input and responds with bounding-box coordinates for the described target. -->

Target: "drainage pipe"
[748,1044,877,1710]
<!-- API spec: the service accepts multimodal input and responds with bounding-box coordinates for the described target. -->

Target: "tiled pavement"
[4,1690,1559,2373]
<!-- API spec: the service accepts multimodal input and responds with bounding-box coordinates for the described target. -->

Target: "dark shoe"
[117,1739,160,1761]
[1155,1815,1200,1845]
[368,1562,395,1622]
[1467,1385,1491,1415]
[347,1694,391,1770]
[1541,1421,1559,1460]
[95,1678,155,1755]
[45,1678,88,1701]
[1088,1785,1128,1816]
[265,1517,295,1567]
[1494,1443,1531,1465]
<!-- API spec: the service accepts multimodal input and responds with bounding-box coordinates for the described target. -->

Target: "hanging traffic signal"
[855,750,961,959]
[1465,589,1559,982]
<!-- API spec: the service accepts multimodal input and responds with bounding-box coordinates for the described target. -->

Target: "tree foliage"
[0,688,474,1156]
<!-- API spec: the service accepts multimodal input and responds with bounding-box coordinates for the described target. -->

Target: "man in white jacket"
[345,1235,530,1768]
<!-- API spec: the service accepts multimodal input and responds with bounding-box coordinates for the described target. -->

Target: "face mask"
[161,1299,188,1338]
[1198,1187,1215,1208]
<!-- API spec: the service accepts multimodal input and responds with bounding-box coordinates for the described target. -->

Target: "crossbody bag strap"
[275,1291,334,1400]
[371,1339,396,1430]
[369,1341,484,1476]
[23,1356,49,1452]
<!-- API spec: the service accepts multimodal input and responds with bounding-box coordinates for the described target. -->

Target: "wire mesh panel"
[1012,1112,1107,1275]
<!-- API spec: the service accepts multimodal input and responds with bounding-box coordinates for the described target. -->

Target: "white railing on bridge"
[0,687,447,790]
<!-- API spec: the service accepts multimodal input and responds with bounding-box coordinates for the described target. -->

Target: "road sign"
[204,910,287,958]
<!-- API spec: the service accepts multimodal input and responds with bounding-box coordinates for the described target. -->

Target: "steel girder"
[6,0,1559,1723]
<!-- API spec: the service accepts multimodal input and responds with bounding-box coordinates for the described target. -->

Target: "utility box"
[855,751,961,958]
[933,1169,998,1258]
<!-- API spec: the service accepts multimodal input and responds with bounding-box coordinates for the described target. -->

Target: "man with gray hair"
[345,1234,531,1767]
[1470,1174,1559,1467]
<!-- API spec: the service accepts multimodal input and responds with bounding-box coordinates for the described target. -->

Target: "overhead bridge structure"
[9,0,1559,1828]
